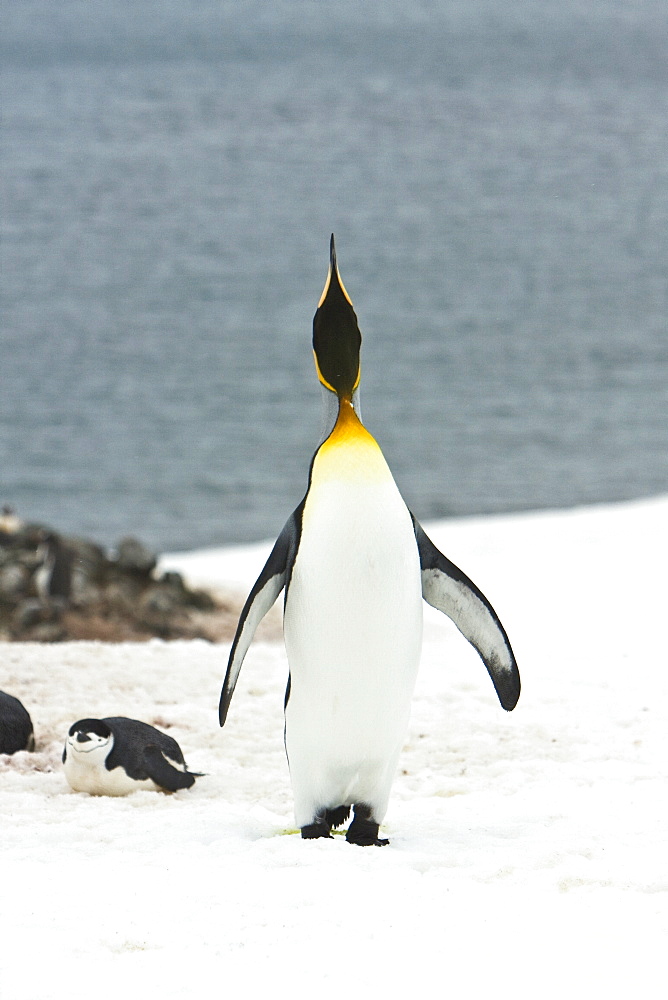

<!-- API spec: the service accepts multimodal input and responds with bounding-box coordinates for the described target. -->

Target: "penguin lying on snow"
[63,717,201,795]
[220,236,520,846]
[0,690,35,755]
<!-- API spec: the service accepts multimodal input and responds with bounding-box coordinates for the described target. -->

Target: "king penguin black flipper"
[219,235,520,844]
[220,503,304,726]
[412,517,520,710]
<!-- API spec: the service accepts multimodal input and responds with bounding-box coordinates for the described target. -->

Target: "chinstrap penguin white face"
[66,720,113,762]
[63,719,120,793]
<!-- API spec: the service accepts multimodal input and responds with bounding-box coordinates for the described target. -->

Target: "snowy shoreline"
[2,496,666,998]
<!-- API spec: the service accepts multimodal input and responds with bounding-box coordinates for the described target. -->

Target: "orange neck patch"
[313,398,390,485]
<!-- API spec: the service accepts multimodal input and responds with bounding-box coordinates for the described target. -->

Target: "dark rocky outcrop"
[0,510,239,643]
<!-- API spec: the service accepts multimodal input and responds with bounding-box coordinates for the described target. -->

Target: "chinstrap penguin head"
[66,719,113,761]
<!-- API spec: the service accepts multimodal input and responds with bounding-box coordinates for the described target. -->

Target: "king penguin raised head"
[220,236,520,846]
[313,235,361,397]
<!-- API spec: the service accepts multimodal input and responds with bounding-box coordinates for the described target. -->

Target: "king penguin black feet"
[345,804,389,847]
[301,805,388,845]
[300,817,333,839]
[301,805,352,839]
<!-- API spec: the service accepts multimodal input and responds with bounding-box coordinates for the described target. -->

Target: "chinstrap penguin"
[0,690,35,755]
[220,235,520,845]
[63,717,201,795]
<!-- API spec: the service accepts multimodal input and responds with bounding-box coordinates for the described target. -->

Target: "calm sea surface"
[2,1,667,551]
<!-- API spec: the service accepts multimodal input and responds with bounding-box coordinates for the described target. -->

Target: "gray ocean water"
[2,0,667,552]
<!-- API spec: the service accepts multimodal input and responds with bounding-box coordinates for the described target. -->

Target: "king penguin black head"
[312,235,361,400]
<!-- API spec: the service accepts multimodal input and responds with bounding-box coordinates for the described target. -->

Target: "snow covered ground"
[1,497,666,998]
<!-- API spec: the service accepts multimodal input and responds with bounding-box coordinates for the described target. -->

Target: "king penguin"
[63,717,201,796]
[220,236,520,846]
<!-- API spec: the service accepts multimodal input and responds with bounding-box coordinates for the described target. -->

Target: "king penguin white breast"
[282,398,423,827]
